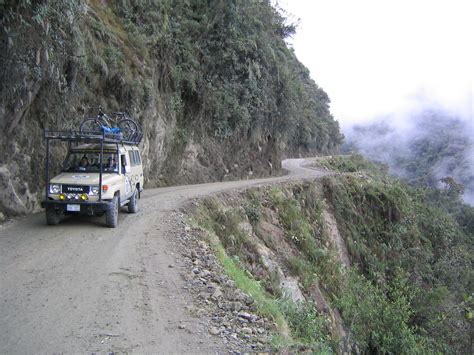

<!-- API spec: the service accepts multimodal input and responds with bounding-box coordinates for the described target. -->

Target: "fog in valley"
[342,101,474,205]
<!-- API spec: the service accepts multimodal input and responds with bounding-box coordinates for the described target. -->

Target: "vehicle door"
[120,151,133,199]
[128,149,140,193]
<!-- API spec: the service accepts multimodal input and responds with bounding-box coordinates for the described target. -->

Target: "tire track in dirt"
[0,158,330,354]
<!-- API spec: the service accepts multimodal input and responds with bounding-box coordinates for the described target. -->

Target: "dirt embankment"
[0,158,341,353]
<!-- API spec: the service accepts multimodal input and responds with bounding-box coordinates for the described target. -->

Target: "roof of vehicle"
[70,143,139,151]
[44,130,143,145]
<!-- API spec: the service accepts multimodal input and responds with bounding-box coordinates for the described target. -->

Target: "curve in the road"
[0,158,328,354]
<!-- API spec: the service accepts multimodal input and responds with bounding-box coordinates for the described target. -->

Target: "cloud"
[344,105,474,205]
[278,0,473,126]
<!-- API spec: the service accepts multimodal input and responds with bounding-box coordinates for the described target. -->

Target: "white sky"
[277,0,473,127]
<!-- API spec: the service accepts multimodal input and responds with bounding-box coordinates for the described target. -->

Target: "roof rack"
[44,129,143,145]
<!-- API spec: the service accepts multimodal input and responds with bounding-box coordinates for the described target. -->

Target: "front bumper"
[41,200,110,214]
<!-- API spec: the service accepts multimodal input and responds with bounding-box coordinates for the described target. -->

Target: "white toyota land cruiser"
[41,127,144,228]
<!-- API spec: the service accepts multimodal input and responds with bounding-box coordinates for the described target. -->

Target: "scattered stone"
[244,296,255,305]
[237,311,256,322]
[240,327,253,334]
[206,283,218,293]
[197,241,207,249]
[165,209,274,352]
[238,221,253,235]
[168,264,174,268]
[209,326,220,336]
[225,280,235,288]
[201,269,211,278]
[211,287,223,299]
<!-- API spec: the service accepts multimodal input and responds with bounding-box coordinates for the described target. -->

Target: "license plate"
[67,204,81,212]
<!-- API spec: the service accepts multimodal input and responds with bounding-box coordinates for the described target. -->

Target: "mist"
[342,102,474,205]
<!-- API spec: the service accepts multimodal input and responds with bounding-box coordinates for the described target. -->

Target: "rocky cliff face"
[0,0,342,219]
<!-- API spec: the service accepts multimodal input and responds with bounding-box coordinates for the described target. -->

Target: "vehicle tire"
[105,195,119,228]
[80,118,101,133]
[46,206,63,225]
[117,119,139,137]
[128,189,138,213]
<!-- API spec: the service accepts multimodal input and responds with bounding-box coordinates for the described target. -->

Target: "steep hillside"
[0,0,342,219]
[193,156,473,353]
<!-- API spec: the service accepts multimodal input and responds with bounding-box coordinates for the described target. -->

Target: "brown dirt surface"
[0,158,331,353]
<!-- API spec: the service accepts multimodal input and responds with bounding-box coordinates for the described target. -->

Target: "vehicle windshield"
[63,151,119,173]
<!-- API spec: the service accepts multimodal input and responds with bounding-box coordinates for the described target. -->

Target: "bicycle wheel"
[117,118,139,137]
[79,119,102,133]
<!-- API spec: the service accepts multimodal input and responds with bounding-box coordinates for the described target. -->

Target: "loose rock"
[241,327,253,334]
[209,326,220,336]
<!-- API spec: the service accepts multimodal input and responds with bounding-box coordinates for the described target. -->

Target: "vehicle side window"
[129,151,136,166]
[120,154,128,173]
[127,150,141,167]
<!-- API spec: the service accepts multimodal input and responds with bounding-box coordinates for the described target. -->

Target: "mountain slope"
[0,0,342,219]
[194,155,473,353]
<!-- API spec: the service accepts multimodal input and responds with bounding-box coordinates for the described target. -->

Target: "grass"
[286,256,317,291]
[194,198,289,335]
[278,298,334,352]
[207,230,290,335]
[189,155,471,353]
[194,191,339,351]
[316,154,387,175]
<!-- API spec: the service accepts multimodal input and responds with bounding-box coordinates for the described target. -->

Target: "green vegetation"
[268,186,344,296]
[336,270,423,353]
[315,154,387,174]
[195,198,288,335]
[211,234,288,334]
[195,157,472,353]
[0,0,342,217]
[286,256,316,291]
[322,156,473,353]
[195,187,341,352]
[0,0,343,145]
[278,298,333,352]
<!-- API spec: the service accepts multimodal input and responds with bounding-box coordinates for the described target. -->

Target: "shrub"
[278,298,333,351]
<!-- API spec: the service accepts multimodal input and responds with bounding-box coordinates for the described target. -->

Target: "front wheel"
[105,195,119,228]
[46,206,63,225]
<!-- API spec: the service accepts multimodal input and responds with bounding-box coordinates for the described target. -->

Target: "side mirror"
[123,165,130,173]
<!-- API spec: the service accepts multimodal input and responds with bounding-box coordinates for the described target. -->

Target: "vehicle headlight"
[90,186,100,195]
[49,184,61,194]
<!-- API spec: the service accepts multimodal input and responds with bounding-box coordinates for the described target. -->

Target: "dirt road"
[0,159,327,354]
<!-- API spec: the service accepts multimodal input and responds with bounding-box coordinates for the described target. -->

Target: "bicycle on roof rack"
[79,106,139,138]
[41,112,144,228]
